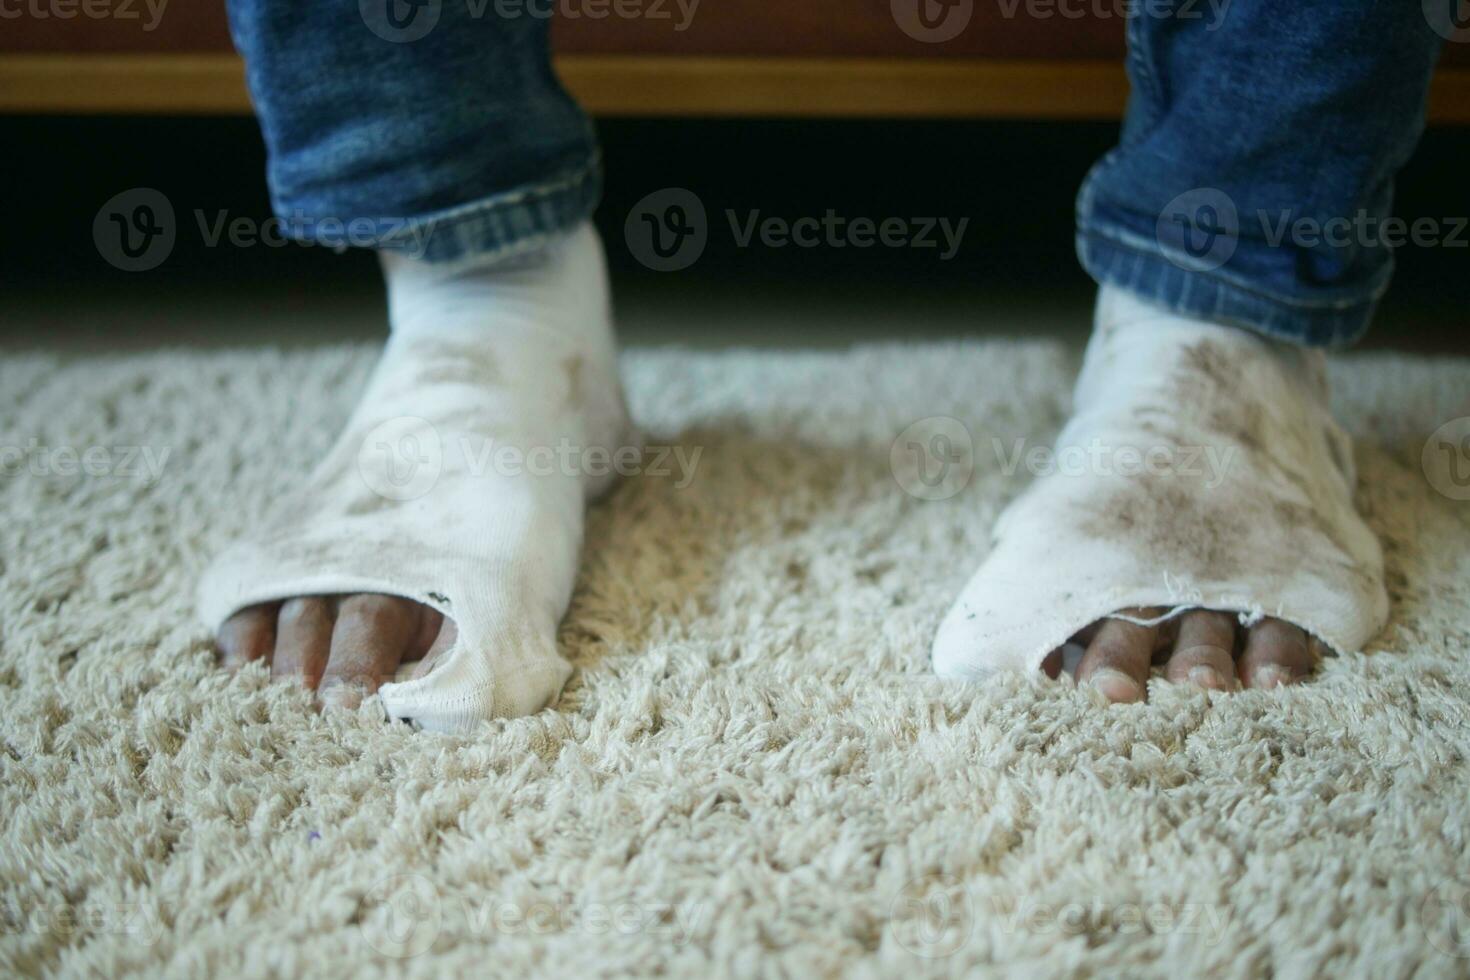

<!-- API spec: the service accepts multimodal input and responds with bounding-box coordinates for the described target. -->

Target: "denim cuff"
[1074,155,1389,351]
[1075,224,1382,350]
[280,156,602,265]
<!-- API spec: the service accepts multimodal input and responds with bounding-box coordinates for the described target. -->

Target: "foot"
[217,595,458,708]
[931,286,1388,694]
[1040,608,1319,702]
[199,224,632,730]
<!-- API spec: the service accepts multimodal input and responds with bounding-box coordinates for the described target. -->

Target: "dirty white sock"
[197,222,631,732]
[931,285,1388,681]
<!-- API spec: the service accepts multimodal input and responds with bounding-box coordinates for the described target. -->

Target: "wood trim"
[567,55,1135,118]
[2,53,1469,122]
[0,54,250,114]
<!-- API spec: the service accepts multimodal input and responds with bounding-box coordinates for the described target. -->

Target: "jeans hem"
[388,156,602,264]
[1074,226,1379,350]
[280,155,603,264]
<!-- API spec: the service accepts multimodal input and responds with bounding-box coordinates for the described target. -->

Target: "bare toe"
[1164,609,1239,691]
[272,597,335,689]
[1238,617,1314,689]
[218,602,280,671]
[1076,607,1162,703]
[319,594,422,709]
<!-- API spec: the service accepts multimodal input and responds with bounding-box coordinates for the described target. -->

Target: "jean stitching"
[1078,222,1392,312]
[1079,231,1374,347]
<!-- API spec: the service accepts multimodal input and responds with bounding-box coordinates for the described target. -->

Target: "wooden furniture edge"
[2,53,1467,122]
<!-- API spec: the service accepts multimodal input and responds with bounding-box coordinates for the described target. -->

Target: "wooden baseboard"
[2,53,1468,122]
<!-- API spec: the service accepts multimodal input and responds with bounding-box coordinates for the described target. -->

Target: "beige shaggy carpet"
[3,339,1470,978]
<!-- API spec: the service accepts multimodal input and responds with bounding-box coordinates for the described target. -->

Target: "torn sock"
[931,285,1388,682]
[197,222,631,731]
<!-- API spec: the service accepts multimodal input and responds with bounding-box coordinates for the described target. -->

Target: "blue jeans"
[227,0,599,264]
[230,0,1446,345]
[1077,0,1447,347]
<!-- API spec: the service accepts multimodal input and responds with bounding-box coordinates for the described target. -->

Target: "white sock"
[931,285,1389,681]
[197,222,630,732]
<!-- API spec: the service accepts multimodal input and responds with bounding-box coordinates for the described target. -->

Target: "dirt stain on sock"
[561,355,585,413]
[399,338,504,391]
[1079,480,1247,582]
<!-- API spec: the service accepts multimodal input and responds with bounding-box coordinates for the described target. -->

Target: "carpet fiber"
[3,340,1469,977]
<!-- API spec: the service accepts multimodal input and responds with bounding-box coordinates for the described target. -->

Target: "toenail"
[1254,665,1295,689]
[1187,665,1229,690]
[1088,668,1143,703]
[318,679,371,709]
